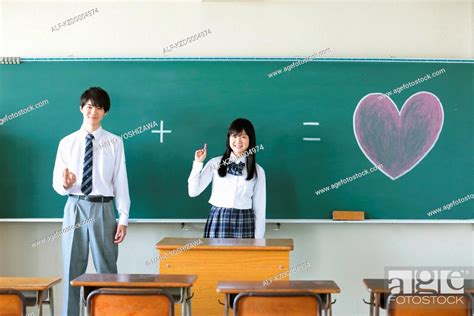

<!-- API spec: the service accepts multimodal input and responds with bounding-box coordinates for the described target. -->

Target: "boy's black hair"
[80,87,111,113]
[218,118,257,180]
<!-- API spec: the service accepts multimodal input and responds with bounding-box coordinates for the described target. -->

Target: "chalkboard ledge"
[0,218,472,224]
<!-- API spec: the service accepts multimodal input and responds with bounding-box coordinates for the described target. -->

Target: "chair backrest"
[0,289,26,316]
[233,292,322,316]
[87,288,174,316]
[387,293,472,316]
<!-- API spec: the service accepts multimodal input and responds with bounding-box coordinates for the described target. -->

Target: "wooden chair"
[387,293,472,316]
[0,289,26,316]
[87,288,174,316]
[233,292,322,316]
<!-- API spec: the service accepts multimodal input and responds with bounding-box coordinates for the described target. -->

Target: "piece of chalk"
[203,143,207,151]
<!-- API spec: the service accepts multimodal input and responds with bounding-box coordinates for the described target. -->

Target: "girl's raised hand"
[194,143,207,162]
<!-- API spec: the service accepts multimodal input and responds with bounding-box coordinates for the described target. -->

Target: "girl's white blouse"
[188,154,266,238]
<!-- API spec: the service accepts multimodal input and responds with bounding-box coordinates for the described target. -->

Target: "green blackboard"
[0,59,472,220]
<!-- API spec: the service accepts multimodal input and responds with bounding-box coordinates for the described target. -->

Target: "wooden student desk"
[156,238,294,316]
[71,274,197,316]
[363,278,474,316]
[217,280,340,316]
[0,276,61,316]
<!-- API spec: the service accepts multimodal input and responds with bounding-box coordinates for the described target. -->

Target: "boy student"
[52,87,130,316]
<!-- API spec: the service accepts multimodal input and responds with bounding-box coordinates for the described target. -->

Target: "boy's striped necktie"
[81,133,94,195]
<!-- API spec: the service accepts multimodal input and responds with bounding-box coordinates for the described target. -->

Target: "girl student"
[187,118,266,238]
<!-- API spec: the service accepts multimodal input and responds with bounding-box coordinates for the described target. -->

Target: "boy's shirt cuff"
[118,213,129,226]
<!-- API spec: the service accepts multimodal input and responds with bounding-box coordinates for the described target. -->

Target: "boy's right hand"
[63,168,76,189]
[194,145,207,162]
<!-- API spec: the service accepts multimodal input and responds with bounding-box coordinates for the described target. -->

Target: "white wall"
[1,1,473,316]
[1,1,473,58]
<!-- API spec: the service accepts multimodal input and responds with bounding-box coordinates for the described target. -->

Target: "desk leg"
[224,294,229,316]
[80,287,85,316]
[320,294,330,316]
[374,293,380,316]
[181,288,187,316]
[328,294,332,316]
[48,288,55,316]
[38,291,44,316]
[369,293,374,316]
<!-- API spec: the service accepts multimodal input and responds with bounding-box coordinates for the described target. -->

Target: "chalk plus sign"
[151,120,172,143]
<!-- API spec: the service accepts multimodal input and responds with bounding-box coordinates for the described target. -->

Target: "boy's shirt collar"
[79,125,104,139]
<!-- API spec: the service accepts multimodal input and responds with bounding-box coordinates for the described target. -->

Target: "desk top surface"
[156,238,294,250]
[70,274,197,288]
[363,278,474,293]
[216,280,340,294]
[0,277,61,291]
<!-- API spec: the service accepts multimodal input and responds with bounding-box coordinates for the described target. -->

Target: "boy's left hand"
[114,225,127,244]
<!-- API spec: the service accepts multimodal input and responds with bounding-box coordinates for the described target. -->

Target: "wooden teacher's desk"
[156,237,294,316]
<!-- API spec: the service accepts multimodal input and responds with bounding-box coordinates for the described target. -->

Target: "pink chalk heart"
[353,91,444,180]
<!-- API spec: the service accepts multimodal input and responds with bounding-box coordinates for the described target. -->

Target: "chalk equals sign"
[303,122,320,141]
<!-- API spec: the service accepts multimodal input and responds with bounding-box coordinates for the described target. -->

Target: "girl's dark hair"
[218,118,257,180]
[80,87,111,113]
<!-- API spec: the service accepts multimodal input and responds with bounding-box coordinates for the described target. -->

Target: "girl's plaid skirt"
[203,206,255,238]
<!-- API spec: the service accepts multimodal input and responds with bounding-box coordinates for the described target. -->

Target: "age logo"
[385,267,471,295]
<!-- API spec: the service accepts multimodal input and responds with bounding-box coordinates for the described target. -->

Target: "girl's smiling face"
[229,130,250,156]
